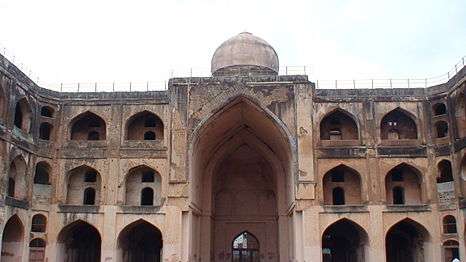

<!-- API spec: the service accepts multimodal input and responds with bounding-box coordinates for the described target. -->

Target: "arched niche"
[56,220,101,262]
[125,111,164,141]
[385,218,430,262]
[124,165,161,206]
[190,96,293,261]
[34,161,51,185]
[232,231,260,261]
[14,97,32,133]
[117,219,163,262]
[31,214,47,233]
[385,163,422,205]
[434,120,449,138]
[65,165,101,205]
[8,155,28,200]
[29,238,46,262]
[40,106,54,118]
[322,165,362,205]
[39,122,53,140]
[320,109,359,141]
[1,215,25,262]
[433,102,447,116]
[322,219,369,262]
[69,111,106,141]
[380,108,418,140]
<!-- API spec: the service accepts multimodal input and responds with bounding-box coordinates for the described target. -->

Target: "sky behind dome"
[0,0,465,87]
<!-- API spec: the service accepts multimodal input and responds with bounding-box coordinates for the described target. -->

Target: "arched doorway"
[29,238,46,262]
[322,219,368,262]
[56,220,101,262]
[385,218,429,262]
[190,97,293,261]
[1,215,24,262]
[232,232,260,262]
[117,220,163,262]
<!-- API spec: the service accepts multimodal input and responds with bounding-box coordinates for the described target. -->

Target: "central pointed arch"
[189,95,295,261]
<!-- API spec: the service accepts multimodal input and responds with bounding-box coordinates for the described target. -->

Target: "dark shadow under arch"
[385,218,430,262]
[320,108,359,140]
[57,220,101,262]
[322,218,368,262]
[117,219,163,262]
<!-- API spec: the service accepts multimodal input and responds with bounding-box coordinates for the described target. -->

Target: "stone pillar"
[101,205,117,262]
[303,207,321,262]
[368,206,385,262]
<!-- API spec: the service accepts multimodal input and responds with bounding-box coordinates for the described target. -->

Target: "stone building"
[0,32,465,262]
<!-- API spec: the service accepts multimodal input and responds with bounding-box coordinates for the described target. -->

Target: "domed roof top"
[211,32,279,76]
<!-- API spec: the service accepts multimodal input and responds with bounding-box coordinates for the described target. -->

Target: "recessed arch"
[442,215,457,234]
[29,238,46,262]
[437,159,454,183]
[56,220,101,262]
[65,165,101,205]
[125,110,164,141]
[14,97,32,133]
[435,120,449,138]
[443,239,459,262]
[1,214,25,261]
[69,111,106,140]
[433,102,447,116]
[385,163,422,205]
[320,108,359,140]
[40,106,54,117]
[322,218,369,262]
[190,95,294,261]
[124,165,161,206]
[232,231,260,261]
[8,155,27,199]
[117,219,163,262]
[39,122,53,140]
[31,214,47,232]
[385,218,430,262]
[34,161,51,185]
[322,164,362,205]
[380,107,418,140]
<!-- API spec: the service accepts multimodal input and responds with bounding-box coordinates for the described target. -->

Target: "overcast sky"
[0,0,465,88]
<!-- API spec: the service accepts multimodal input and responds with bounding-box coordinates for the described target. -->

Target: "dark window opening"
[437,160,453,183]
[39,122,52,140]
[433,103,447,116]
[7,178,15,197]
[443,215,457,234]
[443,240,459,262]
[31,215,47,232]
[83,187,96,205]
[144,116,156,127]
[88,131,100,140]
[332,187,345,205]
[40,106,54,117]
[14,103,23,129]
[29,238,46,248]
[84,171,97,182]
[435,121,449,138]
[34,163,50,185]
[142,171,155,182]
[144,131,156,140]
[331,170,344,182]
[392,186,405,205]
[141,187,154,206]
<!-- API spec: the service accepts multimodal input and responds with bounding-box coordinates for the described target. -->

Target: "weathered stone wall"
[0,51,465,261]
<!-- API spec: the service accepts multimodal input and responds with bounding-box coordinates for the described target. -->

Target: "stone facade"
[0,33,465,262]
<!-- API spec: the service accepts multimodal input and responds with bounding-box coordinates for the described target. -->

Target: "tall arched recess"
[188,96,295,262]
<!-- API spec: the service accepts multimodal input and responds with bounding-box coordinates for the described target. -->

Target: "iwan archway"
[190,96,294,262]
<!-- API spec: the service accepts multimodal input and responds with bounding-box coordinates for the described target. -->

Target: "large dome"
[211,32,279,76]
